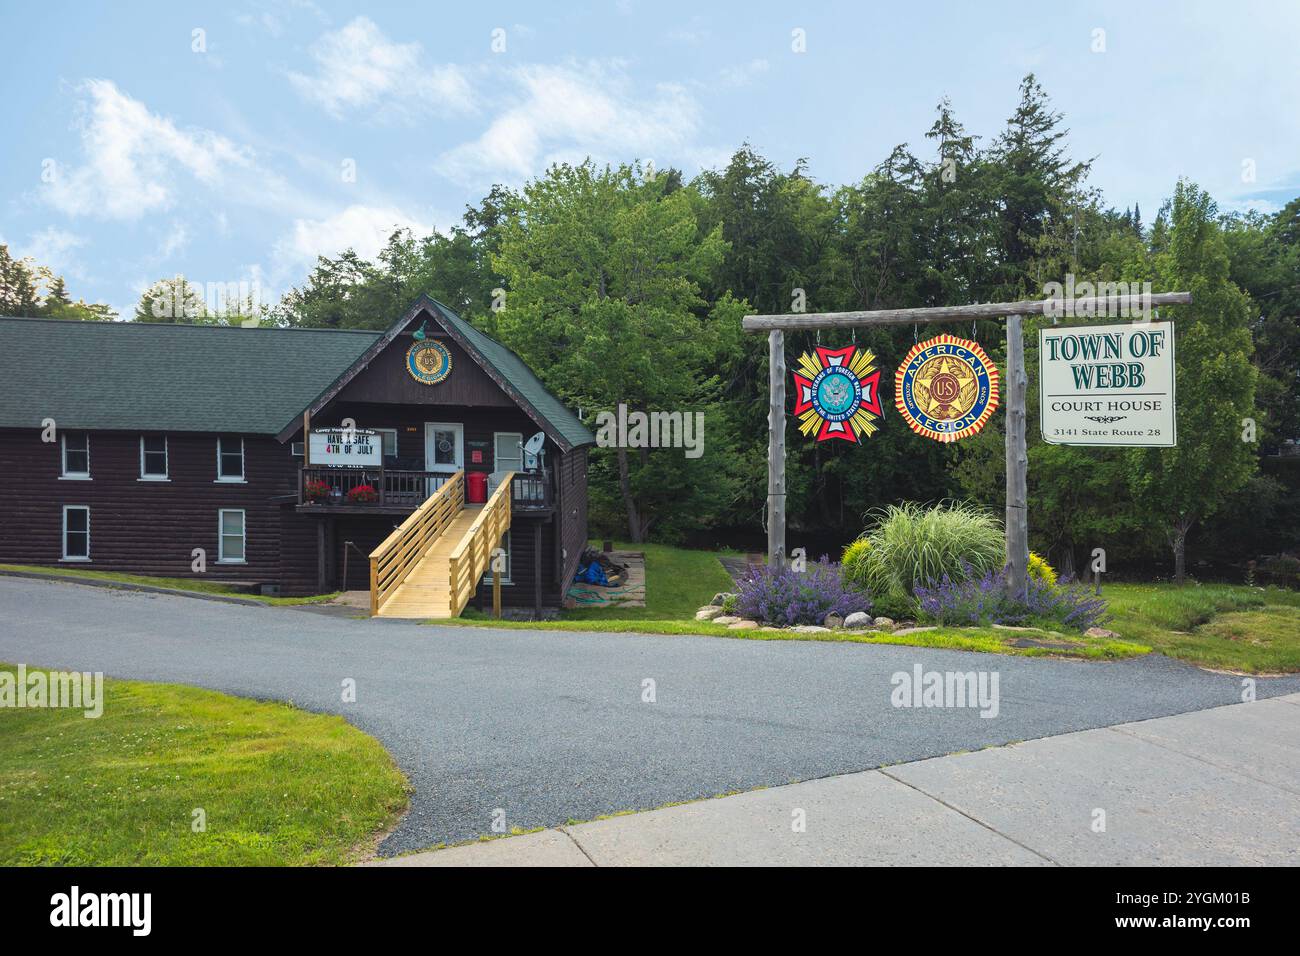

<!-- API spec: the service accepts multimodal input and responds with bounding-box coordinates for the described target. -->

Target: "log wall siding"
[314,403,540,472]
[334,332,516,409]
[557,447,589,591]
[0,427,298,585]
[3,401,590,603]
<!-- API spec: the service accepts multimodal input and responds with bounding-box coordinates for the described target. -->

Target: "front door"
[425,422,463,474]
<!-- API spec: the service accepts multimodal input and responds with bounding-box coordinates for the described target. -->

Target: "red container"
[466,471,488,504]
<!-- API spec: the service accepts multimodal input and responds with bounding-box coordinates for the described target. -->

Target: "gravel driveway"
[2,576,1296,855]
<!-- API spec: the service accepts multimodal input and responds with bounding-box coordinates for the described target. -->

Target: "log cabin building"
[0,296,594,617]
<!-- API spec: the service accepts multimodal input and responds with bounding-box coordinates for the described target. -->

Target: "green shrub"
[843,501,1005,613]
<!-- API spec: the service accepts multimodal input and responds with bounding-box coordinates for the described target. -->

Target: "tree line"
[7,75,1297,581]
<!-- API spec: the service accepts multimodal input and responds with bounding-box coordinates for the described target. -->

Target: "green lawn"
[0,665,408,865]
[455,543,1299,672]
[1103,582,1300,673]
[0,564,338,606]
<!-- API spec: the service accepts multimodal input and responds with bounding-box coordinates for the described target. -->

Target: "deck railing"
[368,471,464,616]
[509,471,550,509]
[301,466,550,510]
[301,466,453,508]
[447,472,514,617]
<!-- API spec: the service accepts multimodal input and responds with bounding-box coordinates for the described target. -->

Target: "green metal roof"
[0,317,380,435]
[428,299,596,450]
[0,305,595,448]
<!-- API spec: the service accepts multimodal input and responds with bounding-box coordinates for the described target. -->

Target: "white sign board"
[309,428,381,466]
[1039,321,1176,446]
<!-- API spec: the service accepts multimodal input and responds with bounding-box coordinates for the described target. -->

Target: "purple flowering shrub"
[736,556,871,626]
[914,562,1107,631]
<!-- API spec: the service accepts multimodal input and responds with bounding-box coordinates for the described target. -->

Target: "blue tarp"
[574,561,609,586]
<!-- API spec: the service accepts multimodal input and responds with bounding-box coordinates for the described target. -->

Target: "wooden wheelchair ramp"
[369,470,514,619]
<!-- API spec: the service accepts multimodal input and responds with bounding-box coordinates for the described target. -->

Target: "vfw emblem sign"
[895,334,999,443]
[792,346,883,442]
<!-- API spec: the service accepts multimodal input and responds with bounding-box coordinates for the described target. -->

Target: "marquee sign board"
[1039,321,1176,447]
[310,428,381,467]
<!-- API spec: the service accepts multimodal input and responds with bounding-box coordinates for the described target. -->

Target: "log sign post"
[742,293,1190,596]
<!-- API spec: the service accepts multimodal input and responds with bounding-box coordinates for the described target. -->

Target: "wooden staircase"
[369,470,514,619]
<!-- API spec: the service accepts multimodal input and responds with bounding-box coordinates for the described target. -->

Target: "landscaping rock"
[712,615,742,626]
[893,626,937,636]
[695,606,724,621]
[823,613,845,629]
[873,616,896,628]
[711,592,737,606]
[727,620,760,630]
[791,625,831,633]
[844,611,872,629]
[1085,626,1121,639]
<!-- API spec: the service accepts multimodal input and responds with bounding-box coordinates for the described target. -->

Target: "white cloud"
[288,17,472,119]
[719,59,770,88]
[436,61,702,184]
[273,204,433,276]
[23,227,86,277]
[157,223,190,260]
[43,79,253,220]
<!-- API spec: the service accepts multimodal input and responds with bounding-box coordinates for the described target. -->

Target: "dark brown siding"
[0,427,298,587]
[336,332,515,408]
[313,403,540,473]
[557,447,589,591]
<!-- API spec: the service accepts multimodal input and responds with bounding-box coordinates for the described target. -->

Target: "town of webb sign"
[1039,321,1176,447]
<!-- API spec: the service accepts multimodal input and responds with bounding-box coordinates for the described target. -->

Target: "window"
[375,428,398,458]
[482,529,512,585]
[494,432,523,473]
[217,436,244,481]
[61,432,90,478]
[62,506,90,561]
[290,441,304,457]
[218,509,246,563]
[140,436,168,479]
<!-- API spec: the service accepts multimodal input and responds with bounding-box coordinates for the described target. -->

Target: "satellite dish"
[523,432,545,472]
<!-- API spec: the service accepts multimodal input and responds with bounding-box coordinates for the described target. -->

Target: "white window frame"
[60,432,90,480]
[216,436,245,482]
[218,509,247,564]
[482,529,512,585]
[290,441,304,457]
[375,428,398,458]
[494,432,524,474]
[139,435,169,481]
[61,505,90,562]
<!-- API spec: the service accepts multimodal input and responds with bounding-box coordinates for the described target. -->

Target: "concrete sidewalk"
[374,694,1300,866]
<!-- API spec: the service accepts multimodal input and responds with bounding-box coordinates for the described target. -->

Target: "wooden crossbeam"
[742,292,1192,332]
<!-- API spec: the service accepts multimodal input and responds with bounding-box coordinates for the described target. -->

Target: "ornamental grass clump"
[843,501,1005,615]
[914,562,1108,632]
[736,557,871,626]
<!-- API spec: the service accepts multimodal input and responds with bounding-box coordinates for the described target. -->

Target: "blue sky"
[1,0,1296,318]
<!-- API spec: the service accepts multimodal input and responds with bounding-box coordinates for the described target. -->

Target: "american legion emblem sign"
[895,334,999,443]
[792,345,883,442]
[406,340,453,385]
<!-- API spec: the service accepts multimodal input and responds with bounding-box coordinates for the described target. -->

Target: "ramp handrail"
[447,472,513,617]
[368,470,464,616]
